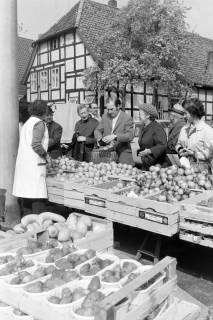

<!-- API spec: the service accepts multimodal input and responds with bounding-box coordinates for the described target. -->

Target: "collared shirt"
[111,110,121,133]
[176,119,213,160]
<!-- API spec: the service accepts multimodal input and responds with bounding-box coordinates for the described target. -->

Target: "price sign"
[139,210,168,225]
[85,197,106,208]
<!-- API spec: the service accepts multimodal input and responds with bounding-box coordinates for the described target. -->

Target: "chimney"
[207,51,213,74]
[108,0,117,8]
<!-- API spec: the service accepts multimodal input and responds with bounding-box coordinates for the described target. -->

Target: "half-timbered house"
[23,0,213,121]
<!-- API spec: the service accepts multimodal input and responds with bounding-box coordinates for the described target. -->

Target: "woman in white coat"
[13,100,49,215]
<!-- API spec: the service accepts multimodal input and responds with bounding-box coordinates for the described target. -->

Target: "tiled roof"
[77,0,118,59]
[182,33,213,87]
[17,36,33,96]
[34,0,213,88]
[36,0,118,59]
[38,2,80,41]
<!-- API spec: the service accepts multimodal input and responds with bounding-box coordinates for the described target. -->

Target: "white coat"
[13,116,49,198]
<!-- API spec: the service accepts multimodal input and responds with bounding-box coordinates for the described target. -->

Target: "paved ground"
[114,225,213,307]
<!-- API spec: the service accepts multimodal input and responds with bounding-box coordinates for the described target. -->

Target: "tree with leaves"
[83,0,192,106]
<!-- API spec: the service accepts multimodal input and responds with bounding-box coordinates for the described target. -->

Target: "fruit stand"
[0,223,206,320]
[46,158,213,251]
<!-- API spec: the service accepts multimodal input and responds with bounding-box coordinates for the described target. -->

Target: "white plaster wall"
[66,77,75,89]
[76,43,84,56]
[40,92,48,100]
[86,55,95,68]
[40,53,48,64]
[65,59,74,72]
[76,57,85,70]
[76,76,83,89]
[27,88,30,102]
[75,34,81,43]
[51,50,59,61]
[61,83,65,99]
[65,33,74,45]
[65,46,74,58]
[31,93,38,101]
[40,42,47,53]
[60,47,65,59]
[52,90,60,100]
[61,66,65,81]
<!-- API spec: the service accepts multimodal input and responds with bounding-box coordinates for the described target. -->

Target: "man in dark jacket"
[94,94,134,165]
[71,105,99,162]
[167,103,186,154]
[46,107,63,159]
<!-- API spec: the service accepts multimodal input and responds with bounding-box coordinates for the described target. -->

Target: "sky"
[18,0,213,40]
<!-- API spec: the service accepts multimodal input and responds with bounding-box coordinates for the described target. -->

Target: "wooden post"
[0,0,19,225]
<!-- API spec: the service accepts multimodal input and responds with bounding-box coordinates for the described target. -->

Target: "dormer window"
[207,51,213,74]
[50,38,59,50]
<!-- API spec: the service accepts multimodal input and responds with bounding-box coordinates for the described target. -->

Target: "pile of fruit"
[47,156,78,176]
[80,257,114,277]
[132,165,213,203]
[48,286,87,305]
[9,265,56,285]
[44,244,77,263]
[101,261,138,283]
[16,239,59,256]
[24,269,79,293]
[13,212,66,234]
[12,212,105,244]
[47,155,140,184]
[54,249,96,270]
[0,255,14,265]
[0,255,34,277]
[73,277,109,317]
[47,276,100,305]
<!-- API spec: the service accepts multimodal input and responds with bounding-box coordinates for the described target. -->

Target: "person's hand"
[77,136,86,142]
[138,149,151,157]
[61,143,69,149]
[102,134,116,144]
[179,148,194,157]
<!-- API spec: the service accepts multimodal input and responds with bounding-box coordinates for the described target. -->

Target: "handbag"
[91,144,118,164]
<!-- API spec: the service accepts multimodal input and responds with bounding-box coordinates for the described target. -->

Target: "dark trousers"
[18,198,46,217]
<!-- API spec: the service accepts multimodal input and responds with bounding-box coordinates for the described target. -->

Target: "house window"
[31,72,37,92]
[51,68,59,89]
[50,38,59,50]
[40,70,48,91]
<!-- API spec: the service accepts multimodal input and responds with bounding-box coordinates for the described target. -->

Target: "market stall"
[0,223,206,320]
[45,156,213,260]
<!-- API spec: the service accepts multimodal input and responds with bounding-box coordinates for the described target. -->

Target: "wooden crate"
[94,256,179,320]
[107,188,179,236]
[179,191,213,247]
[0,257,175,320]
[47,177,64,205]
[83,181,121,217]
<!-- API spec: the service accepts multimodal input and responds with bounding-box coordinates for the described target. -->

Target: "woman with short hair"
[13,100,49,215]
[176,98,213,171]
[71,104,99,162]
[137,103,167,170]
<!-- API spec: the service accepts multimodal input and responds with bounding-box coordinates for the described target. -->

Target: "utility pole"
[0,0,19,226]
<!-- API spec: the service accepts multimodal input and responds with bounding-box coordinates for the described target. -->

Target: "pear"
[88,276,101,292]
